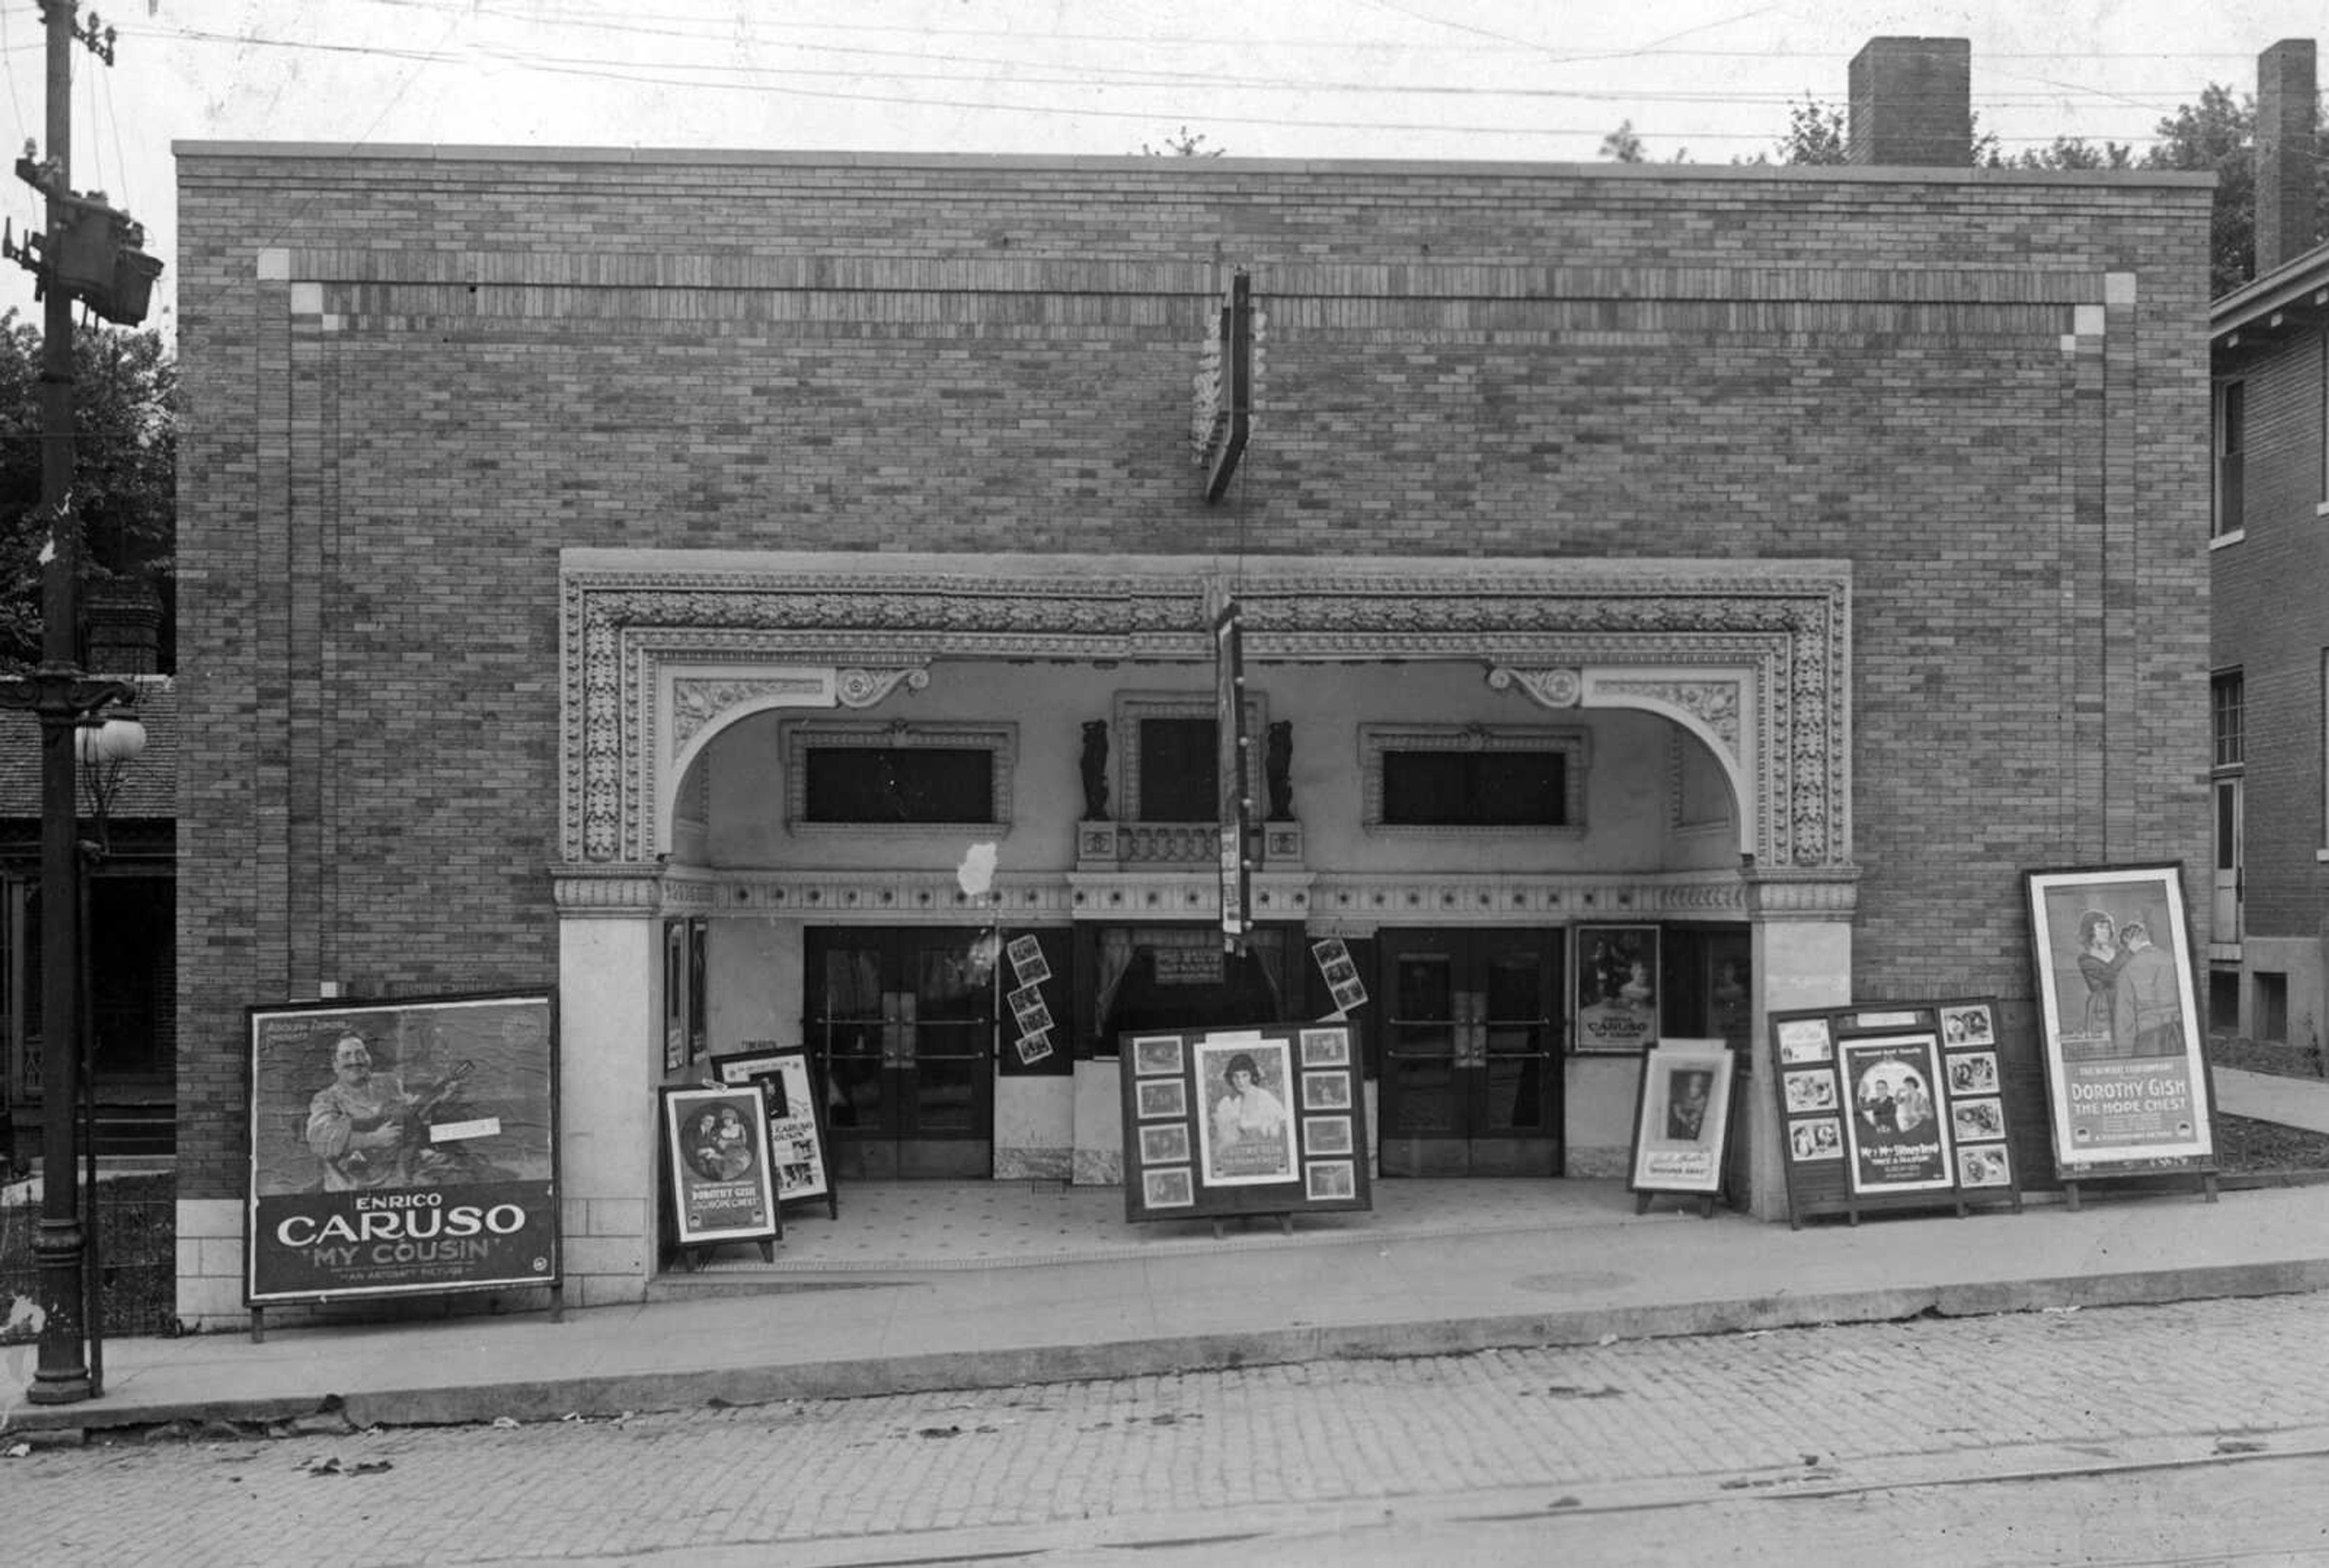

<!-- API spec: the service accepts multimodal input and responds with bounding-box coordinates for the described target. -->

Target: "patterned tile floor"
[678,1176,1698,1280]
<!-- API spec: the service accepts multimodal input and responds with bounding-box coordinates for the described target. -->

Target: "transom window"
[784,720,1016,830]
[1360,724,1588,835]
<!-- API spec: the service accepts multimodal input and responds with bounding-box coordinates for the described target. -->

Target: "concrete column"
[1743,870,1860,1220]
[557,908,659,1304]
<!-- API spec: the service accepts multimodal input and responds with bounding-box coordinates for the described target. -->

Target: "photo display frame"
[2023,863,2217,1196]
[659,1082,782,1261]
[1769,1000,2023,1228]
[709,1045,838,1219]
[1624,1038,1738,1211]
[244,991,560,1310]
[1120,1023,1371,1225]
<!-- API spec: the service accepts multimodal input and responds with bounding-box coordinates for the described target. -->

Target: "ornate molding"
[560,551,1850,870]
[1595,677,1741,756]
[1486,666,1581,708]
[837,665,932,709]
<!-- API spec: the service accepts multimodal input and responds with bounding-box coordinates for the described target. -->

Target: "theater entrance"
[1376,928,1564,1177]
[804,927,995,1179]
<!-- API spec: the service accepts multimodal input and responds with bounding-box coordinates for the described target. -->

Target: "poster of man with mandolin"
[246,992,559,1306]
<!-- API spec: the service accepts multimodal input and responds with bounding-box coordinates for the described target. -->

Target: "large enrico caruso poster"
[246,992,560,1305]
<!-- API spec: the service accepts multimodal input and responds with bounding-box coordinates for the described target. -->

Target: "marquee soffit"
[558,550,1852,872]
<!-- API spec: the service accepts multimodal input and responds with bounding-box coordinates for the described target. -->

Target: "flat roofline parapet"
[171,140,2215,189]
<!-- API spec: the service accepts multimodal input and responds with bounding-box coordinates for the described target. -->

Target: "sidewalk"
[6,1168,2327,1438]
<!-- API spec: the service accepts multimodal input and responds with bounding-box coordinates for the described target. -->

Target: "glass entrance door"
[1377,929,1562,1177]
[805,927,994,1179]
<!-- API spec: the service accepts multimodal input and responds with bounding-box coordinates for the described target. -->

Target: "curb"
[10,1255,2325,1436]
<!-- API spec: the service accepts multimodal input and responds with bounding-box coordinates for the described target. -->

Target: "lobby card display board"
[1770,1001,2023,1229]
[1120,1023,1371,1231]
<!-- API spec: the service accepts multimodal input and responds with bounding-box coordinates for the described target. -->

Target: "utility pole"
[1,0,155,1408]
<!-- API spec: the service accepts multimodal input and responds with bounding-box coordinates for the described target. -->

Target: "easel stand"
[1212,1211,1294,1239]
[673,1236,776,1273]
[2062,1168,2219,1212]
[250,1281,566,1345]
[1635,1190,1721,1219]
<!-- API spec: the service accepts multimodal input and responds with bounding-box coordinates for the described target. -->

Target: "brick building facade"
[2208,42,2329,1049]
[172,40,2213,1324]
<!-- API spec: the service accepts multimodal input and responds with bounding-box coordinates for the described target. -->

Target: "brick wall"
[2214,323,2329,940]
[173,150,2214,1199]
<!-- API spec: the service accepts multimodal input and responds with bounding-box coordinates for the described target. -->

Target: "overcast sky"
[0,0,2322,332]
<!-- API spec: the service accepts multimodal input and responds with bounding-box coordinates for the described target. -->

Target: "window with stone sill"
[1359,724,1588,835]
[782,719,1016,833]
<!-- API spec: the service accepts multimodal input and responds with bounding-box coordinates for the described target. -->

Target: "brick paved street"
[9,1291,2329,1565]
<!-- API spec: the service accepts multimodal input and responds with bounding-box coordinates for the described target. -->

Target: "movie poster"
[1837,1034,1955,1197]
[662,1084,780,1245]
[1574,926,1659,1052]
[2024,864,2213,1174]
[1193,1036,1298,1188]
[246,992,559,1305]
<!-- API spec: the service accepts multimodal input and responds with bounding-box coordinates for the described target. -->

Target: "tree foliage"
[0,311,176,671]
[2140,84,2259,298]
[1140,126,1225,158]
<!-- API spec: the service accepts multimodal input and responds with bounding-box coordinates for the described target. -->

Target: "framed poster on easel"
[1770,1000,2024,1228]
[659,1082,781,1268]
[710,1045,838,1219]
[2023,863,2218,1207]
[1120,1023,1371,1233]
[1625,1038,1738,1217]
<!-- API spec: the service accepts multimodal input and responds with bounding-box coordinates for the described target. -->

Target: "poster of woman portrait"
[2023,863,2213,1179]
[1195,1038,1298,1187]
[1626,1040,1736,1197]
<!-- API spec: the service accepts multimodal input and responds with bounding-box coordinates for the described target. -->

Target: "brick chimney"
[2256,39,2319,274]
[1848,37,1971,167]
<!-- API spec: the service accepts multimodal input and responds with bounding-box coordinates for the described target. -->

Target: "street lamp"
[72,705,140,1398]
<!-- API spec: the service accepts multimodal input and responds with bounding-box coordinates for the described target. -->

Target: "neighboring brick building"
[2208,43,2329,1051]
[172,38,2214,1325]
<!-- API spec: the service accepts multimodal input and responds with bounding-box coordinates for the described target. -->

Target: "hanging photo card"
[1311,938,1368,1015]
